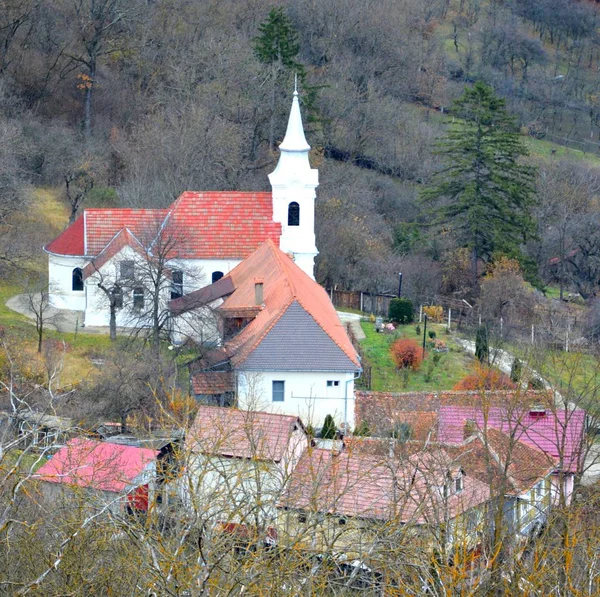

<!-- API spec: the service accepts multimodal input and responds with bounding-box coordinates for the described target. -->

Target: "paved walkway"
[6,294,110,335]
[337,311,366,341]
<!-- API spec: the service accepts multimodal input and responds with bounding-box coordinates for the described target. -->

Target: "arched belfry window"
[72,268,83,291]
[212,271,224,283]
[288,202,300,226]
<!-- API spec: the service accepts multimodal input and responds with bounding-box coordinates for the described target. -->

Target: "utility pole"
[422,314,428,359]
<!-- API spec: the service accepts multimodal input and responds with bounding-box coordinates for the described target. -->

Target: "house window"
[288,202,300,226]
[120,260,135,280]
[111,287,123,309]
[455,475,463,493]
[272,380,285,402]
[133,287,144,309]
[212,271,224,283]
[338,517,347,526]
[327,380,340,387]
[297,513,307,524]
[171,270,183,299]
[72,268,83,291]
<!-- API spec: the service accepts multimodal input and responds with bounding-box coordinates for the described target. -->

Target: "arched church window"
[288,202,300,226]
[212,271,224,283]
[72,268,83,291]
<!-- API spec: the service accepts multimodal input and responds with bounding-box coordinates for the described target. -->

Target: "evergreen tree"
[475,325,489,364]
[421,82,536,290]
[320,414,337,439]
[254,8,305,152]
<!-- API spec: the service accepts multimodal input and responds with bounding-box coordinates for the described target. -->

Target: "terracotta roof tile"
[281,446,490,523]
[188,406,307,462]
[191,372,234,395]
[44,191,282,259]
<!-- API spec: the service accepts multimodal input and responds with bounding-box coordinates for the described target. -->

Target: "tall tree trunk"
[84,60,96,141]
[109,306,117,341]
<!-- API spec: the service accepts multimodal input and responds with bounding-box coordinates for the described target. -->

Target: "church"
[44,89,319,327]
[44,90,362,430]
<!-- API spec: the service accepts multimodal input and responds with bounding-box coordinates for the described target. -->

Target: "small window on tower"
[171,270,183,299]
[288,202,300,226]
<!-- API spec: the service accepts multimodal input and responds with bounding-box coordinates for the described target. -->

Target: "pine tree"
[320,414,337,439]
[421,82,536,290]
[254,8,306,152]
[475,325,489,364]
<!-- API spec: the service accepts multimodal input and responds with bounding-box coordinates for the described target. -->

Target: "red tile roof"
[281,447,490,523]
[45,214,85,256]
[36,438,157,493]
[188,406,307,462]
[220,240,360,368]
[191,371,234,395]
[44,192,281,259]
[81,228,144,278]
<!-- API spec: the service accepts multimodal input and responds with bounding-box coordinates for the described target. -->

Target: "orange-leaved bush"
[391,338,424,371]
[453,365,516,391]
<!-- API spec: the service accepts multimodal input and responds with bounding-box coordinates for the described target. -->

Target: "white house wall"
[48,253,86,311]
[236,370,356,431]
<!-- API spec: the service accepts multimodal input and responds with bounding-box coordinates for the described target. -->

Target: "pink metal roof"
[438,405,586,473]
[36,438,157,493]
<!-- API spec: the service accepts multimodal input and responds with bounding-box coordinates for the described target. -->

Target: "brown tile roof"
[444,429,556,496]
[281,446,490,523]
[191,372,234,395]
[355,390,554,437]
[188,406,307,462]
[172,240,360,370]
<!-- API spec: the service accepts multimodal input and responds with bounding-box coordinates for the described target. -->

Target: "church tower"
[269,86,319,280]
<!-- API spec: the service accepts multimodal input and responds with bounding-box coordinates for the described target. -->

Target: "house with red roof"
[171,240,362,430]
[180,406,309,527]
[278,427,555,559]
[44,89,319,329]
[35,438,157,514]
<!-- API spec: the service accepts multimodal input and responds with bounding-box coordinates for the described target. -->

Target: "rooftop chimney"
[254,281,264,306]
[463,419,477,440]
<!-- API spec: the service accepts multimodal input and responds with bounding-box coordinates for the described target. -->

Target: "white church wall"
[236,370,356,431]
[48,253,86,311]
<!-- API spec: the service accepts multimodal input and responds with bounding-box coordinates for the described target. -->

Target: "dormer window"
[455,475,464,493]
[288,202,300,226]
[171,270,183,299]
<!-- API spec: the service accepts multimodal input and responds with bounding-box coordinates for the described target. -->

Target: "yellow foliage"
[423,305,443,322]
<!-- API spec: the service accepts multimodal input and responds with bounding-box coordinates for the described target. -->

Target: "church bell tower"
[269,86,319,280]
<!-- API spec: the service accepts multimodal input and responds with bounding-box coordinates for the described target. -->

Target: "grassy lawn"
[359,321,474,392]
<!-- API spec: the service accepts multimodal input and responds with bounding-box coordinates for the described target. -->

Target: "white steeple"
[269,85,319,280]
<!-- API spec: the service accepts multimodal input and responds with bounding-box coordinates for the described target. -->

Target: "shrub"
[529,377,545,390]
[510,358,522,383]
[389,298,414,324]
[354,420,370,437]
[391,338,424,371]
[453,367,516,391]
[475,325,489,364]
[428,330,436,339]
[321,414,337,439]
[423,305,443,322]
[415,325,421,335]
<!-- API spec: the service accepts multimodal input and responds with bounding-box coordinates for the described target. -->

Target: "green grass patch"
[1,449,47,474]
[359,321,474,392]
